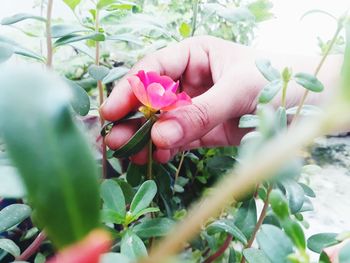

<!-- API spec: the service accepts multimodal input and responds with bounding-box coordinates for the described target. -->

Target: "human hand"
[101,35,337,164]
[100,36,268,164]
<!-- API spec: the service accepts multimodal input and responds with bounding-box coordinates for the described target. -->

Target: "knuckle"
[182,102,210,129]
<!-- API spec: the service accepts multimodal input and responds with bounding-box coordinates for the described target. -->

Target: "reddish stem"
[203,235,233,263]
[16,231,46,261]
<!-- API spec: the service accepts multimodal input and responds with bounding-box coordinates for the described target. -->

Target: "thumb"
[151,80,246,149]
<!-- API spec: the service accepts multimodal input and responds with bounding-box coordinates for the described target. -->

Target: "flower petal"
[147,83,177,110]
[162,91,192,111]
[47,230,111,263]
[128,75,149,107]
[136,70,149,87]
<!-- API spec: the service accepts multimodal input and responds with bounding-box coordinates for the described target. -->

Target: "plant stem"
[281,80,288,108]
[203,235,233,263]
[142,100,350,262]
[45,0,53,68]
[240,186,273,263]
[16,231,46,261]
[191,0,199,36]
[173,151,185,194]
[147,141,153,180]
[95,8,107,178]
[291,25,343,124]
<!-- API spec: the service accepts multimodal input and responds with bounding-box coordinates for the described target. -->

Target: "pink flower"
[47,230,111,263]
[128,70,191,113]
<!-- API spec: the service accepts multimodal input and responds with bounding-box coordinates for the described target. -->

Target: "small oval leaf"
[51,24,91,38]
[133,218,174,238]
[256,59,281,81]
[88,65,110,81]
[121,231,147,260]
[0,204,31,233]
[65,79,90,116]
[243,248,271,263]
[113,118,156,158]
[294,72,324,92]
[1,13,46,25]
[239,114,260,128]
[307,233,339,253]
[207,219,248,245]
[102,67,129,84]
[0,43,14,63]
[130,180,157,216]
[100,179,126,218]
[0,238,21,257]
[258,79,283,104]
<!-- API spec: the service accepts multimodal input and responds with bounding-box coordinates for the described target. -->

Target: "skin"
[100,36,342,164]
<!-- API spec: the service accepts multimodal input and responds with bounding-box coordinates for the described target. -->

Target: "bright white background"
[0,0,350,54]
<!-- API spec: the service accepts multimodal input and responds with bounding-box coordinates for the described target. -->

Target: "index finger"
[100,40,192,121]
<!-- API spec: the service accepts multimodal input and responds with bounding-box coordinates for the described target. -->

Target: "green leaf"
[205,5,255,23]
[54,33,105,47]
[179,22,191,38]
[121,231,147,260]
[339,242,350,263]
[126,163,145,187]
[0,36,44,62]
[0,166,26,198]
[65,79,90,116]
[258,80,283,104]
[281,218,305,249]
[100,208,125,224]
[256,225,294,263]
[248,0,274,22]
[63,0,81,10]
[281,180,305,214]
[130,180,157,216]
[100,253,131,263]
[101,179,126,218]
[106,34,143,46]
[294,73,324,92]
[299,183,316,198]
[113,118,156,158]
[269,189,289,219]
[0,43,14,63]
[0,204,31,233]
[97,0,117,9]
[239,114,260,128]
[0,69,100,248]
[307,233,339,253]
[275,106,287,131]
[133,218,174,238]
[88,65,110,81]
[286,105,322,116]
[102,67,129,84]
[234,199,257,239]
[0,238,20,257]
[207,219,248,245]
[1,13,46,25]
[51,24,91,38]
[256,59,280,81]
[243,248,271,263]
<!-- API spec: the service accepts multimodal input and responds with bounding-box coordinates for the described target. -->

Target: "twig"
[191,0,199,36]
[240,186,272,263]
[203,235,233,263]
[16,231,46,261]
[291,24,343,124]
[95,8,107,178]
[45,0,53,68]
[173,151,185,194]
[140,98,350,263]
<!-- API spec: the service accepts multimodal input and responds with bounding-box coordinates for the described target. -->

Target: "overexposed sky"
[0,0,349,55]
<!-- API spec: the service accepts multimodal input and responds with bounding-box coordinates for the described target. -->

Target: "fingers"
[151,74,248,150]
[100,40,192,121]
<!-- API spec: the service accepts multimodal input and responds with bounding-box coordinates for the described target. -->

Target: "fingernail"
[154,119,183,146]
